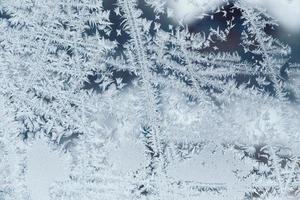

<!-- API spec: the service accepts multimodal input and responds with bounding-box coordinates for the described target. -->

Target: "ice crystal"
[0,0,299,199]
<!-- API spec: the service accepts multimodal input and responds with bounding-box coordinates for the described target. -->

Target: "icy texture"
[0,0,299,199]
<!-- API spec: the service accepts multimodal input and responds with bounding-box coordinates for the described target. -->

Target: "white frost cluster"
[0,0,299,199]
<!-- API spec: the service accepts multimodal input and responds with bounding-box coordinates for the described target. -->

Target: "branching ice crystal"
[0,0,299,199]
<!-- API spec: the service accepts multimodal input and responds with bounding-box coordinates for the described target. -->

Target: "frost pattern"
[0,0,300,199]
